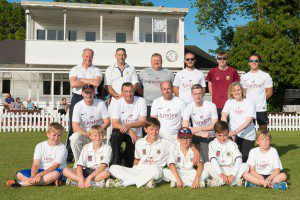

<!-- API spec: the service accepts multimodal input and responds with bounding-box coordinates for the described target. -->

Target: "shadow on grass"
[282,168,291,185]
[272,144,299,157]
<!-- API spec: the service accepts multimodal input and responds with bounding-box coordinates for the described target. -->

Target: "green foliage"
[209,26,234,54]
[54,0,153,6]
[0,0,25,41]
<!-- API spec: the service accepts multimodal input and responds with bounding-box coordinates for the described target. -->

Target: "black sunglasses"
[217,57,228,60]
[185,58,195,61]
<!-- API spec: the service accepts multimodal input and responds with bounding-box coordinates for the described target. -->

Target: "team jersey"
[222,98,256,141]
[33,141,67,170]
[247,147,283,175]
[69,64,102,95]
[135,137,172,168]
[209,138,242,167]
[77,142,112,170]
[173,69,206,105]
[72,99,109,131]
[104,64,139,95]
[111,96,147,137]
[241,70,273,112]
[182,100,218,137]
[151,96,185,139]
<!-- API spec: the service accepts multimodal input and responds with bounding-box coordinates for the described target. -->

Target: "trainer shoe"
[146,179,156,188]
[273,182,288,190]
[207,179,223,187]
[244,180,258,188]
[200,180,206,188]
[170,180,176,188]
[66,178,78,187]
[114,179,125,188]
[5,179,21,188]
[236,179,244,186]
[105,178,115,188]
[94,180,105,188]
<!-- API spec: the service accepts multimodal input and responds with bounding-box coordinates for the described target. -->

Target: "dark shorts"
[262,174,271,179]
[255,112,269,125]
[82,168,95,178]
[18,168,63,180]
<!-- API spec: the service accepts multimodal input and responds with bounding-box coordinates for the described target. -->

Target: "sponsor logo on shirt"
[88,155,92,162]
[257,161,270,169]
[82,116,103,126]
[145,79,161,87]
[194,116,212,126]
[157,149,161,154]
[43,157,54,163]
[182,79,194,88]
[159,109,178,119]
[216,77,220,81]
[216,151,220,157]
[142,149,146,155]
[226,76,230,80]
[123,114,138,124]
[233,107,244,115]
[248,80,263,90]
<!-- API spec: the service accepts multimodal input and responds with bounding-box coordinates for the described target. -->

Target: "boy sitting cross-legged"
[204,121,249,187]
[163,127,209,188]
[5,122,67,188]
[243,131,287,190]
[63,125,112,188]
[107,117,172,188]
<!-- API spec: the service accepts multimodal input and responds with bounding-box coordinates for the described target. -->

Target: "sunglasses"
[217,57,228,60]
[179,129,192,134]
[185,58,195,61]
[249,59,260,63]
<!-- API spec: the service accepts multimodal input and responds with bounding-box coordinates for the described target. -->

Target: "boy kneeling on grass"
[204,121,249,187]
[243,131,287,190]
[5,122,67,188]
[107,117,172,188]
[163,127,209,188]
[63,125,111,188]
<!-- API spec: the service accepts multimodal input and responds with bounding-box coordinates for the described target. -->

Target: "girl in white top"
[221,82,256,162]
[243,131,287,188]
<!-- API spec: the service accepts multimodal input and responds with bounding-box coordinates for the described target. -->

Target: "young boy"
[163,127,208,188]
[5,122,67,187]
[204,121,249,187]
[108,117,172,188]
[63,125,111,188]
[243,131,287,190]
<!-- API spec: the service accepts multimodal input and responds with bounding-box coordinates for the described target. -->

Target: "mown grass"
[0,131,299,200]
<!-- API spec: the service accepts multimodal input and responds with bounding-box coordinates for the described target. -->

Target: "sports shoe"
[114,179,125,188]
[170,180,176,188]
[54,179,62,187]
[5,179,21,188]
[236,179,244,186]
[200,180,206,188]
[207,179,222,187]
[146,179,156,188]
[66,178,78,187]
[94,180,105,188]
[105,178,115,188]
[273,182,288,190]
[244,180,258,188]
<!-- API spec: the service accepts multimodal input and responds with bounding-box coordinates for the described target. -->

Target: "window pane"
[139,18,152,42]
[43,81,51,95]
[2,80,11,93]
[167,19,179,43]
[37,29,45,40]
[85,32,96,41]
[54,81,61,95]
[69,31,77,41]
[47,30,56,40]
[154,33,165,43]
[116,33,126,43]
[58,30,64,40]
[63,81,70,95]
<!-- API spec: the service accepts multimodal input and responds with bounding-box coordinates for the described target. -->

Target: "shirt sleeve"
[77,147,86,167]
[232,142,242,160]
[172,73,180,87]
[69,67,77,79]
[180,100,186,117]
[169,70,175,83]
[72,103,81,123]
[110,101,120,119]
[206,70,212,82]
[138,71,144,88]
[134,140,141,159]
[101,146,112,166]
[265,73,273,88]
[167,144,176,165]
[208,142,215,161]
[131,68,139,85]
[33,143,42,160]
[246,149,255,166]
[272,149,283,170]
[139,98,147,117]
[233,69,240,82]
[54,144,68,165]
[94,67,103,78]
[211,103,218,119]
[100,102,110,119]
[199,72,206,87]
[150,99,159,116]
[240,74,247,89]
[246,100,256,118]
[182,105,192,121]
[104,67,112,86]
[222,100,231,114]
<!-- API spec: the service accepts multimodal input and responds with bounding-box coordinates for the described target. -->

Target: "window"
[37,29,45,40]
[42,73,71,95]
[85,32,96,41]
[54,81,61,95]
[139,18,152,42]
[167,19,179,43]
[154,33,165,43]
[69,31,77,41]
[57,30,64,40]
[47,30,56,40]
[43,81,51,95]
[63,81,70,95]
[116,33,126,43]
[2,80,11,93]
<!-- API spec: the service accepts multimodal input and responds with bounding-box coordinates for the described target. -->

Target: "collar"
[88,142,103,153]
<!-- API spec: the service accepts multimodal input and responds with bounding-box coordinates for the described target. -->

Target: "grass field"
[1,131,299,200]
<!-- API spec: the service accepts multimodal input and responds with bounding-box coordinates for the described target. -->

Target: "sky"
[10,0,250,55]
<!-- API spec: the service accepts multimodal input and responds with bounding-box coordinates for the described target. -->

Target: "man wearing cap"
[67,48,102,162]
[69,84,110,165]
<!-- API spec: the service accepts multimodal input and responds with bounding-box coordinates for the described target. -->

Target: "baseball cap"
[178,127,192,139]
[82,85,95,93]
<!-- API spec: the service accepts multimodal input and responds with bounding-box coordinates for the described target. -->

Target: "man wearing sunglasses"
[241,54,273,132]
[206,52,240,118]
[173,52,206,106]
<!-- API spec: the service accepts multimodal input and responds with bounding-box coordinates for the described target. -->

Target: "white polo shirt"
[69,64,102,95]
[77,142,112,170]
[247,147,283,175]
[33,141,68,170]
[241,70,273,112]
[104,63,139,95]
[72,99,110,131]
[183,100,218,137]
[111,96,147,137]
[222,98,256,141]
[151,96,185,139]
[135,137,172,168]
[209,138,242,167]
[173,68,206,105]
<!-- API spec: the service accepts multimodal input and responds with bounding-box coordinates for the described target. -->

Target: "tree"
[0,0,25,41]
[209,26,234,54]
[55,0,153,6]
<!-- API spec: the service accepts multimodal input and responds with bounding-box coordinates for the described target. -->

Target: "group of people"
[2,93,35,111]
[5,48,288,190]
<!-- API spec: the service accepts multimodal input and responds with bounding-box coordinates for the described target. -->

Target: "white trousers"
[106,97,117,145]
[109,164,163,188]
[69,132,90,165]
[162,168,209,187]
[204,162,249,186]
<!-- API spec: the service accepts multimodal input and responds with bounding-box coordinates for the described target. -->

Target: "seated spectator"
[13,97,23,110]
[26,98,35,110]
[58,98,67,115]
[3,93,14,110]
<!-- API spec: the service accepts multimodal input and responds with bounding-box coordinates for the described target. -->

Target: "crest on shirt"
[142,149,146,155]
[226,76,230,80]
[88,155,92,161]
[100,156,103,160]
[226,152,232,157]
[125,71,129,75]
[216,151,220,157]
[177,157,181,163]
[216,77,220,81]
[157,149,161,154]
